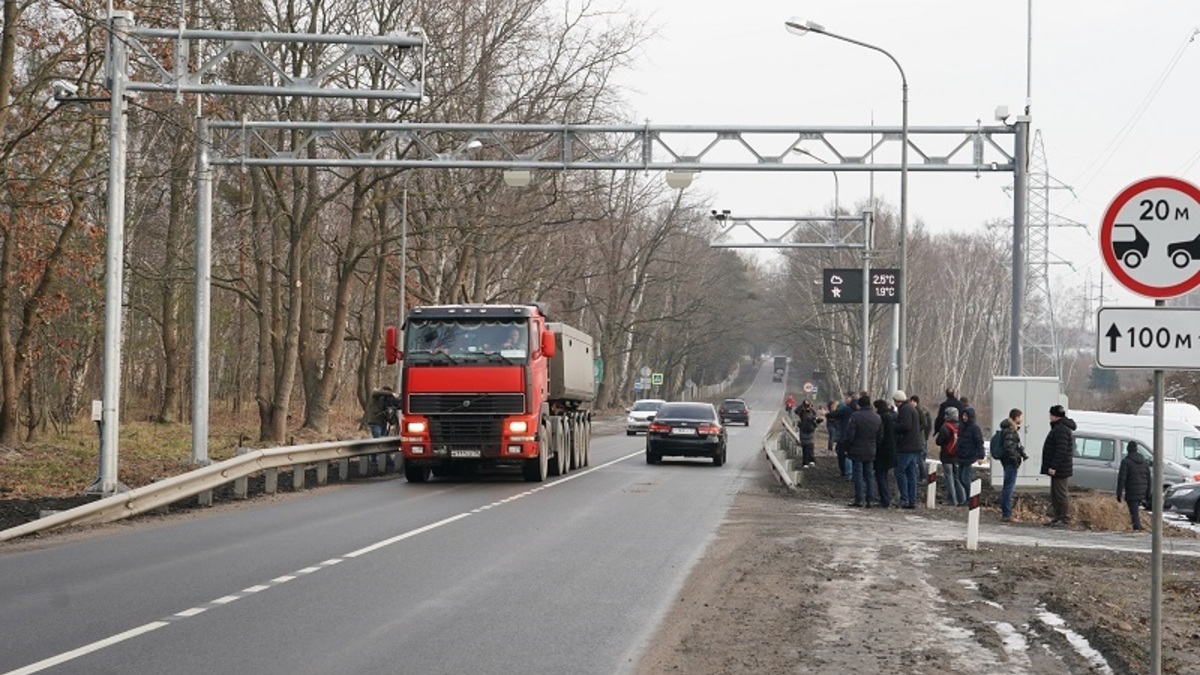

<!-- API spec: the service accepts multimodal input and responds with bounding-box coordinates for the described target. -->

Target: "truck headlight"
[508,420,528,433]
[405,420,427,434]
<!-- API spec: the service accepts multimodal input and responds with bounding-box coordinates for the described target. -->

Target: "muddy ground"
[633,434,1200,675]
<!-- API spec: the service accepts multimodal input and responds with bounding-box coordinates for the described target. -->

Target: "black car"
[645,402,727,466]
[718,398,750,426]
[1168,233,1200,269]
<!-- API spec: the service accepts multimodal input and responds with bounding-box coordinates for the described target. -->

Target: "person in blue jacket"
[953,407,985,504]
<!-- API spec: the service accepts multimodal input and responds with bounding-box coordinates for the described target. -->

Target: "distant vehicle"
[1070,430,1197,494]
[1164,481,1200,521]
[1168,233,1200,268]
[1112,223,1150,268]
[1073,410,1200,472]
[718,398,750,426]
[645,402,727,466]
[772,356,787,382]
[626,398,667,436]
[1137,397,1200,428]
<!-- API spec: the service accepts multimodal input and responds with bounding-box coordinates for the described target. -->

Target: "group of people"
[818,389,933,509]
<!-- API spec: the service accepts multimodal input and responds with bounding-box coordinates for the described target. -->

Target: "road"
[0,365,787,675]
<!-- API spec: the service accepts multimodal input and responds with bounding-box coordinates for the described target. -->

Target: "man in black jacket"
[893,390,922,509]
[843,395,882,507]
[933,387,963,435]
[1040,404,1077,526]
[1116,441,1152,531]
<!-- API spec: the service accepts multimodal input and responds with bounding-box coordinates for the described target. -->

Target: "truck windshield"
[405,319,529,363]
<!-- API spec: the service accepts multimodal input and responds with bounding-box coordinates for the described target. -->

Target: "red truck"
[385,303,594,482]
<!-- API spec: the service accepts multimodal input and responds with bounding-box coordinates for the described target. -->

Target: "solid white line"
[3,621,169,675]
[4,448,643,675]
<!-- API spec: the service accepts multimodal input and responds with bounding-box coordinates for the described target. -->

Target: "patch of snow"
[1036,605,1115,675]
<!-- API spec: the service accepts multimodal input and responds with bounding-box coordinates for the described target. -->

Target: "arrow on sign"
[1106,323,1121,352]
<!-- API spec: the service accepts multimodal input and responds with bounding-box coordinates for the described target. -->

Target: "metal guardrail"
[764,415,802,490]
[0,437,398,543]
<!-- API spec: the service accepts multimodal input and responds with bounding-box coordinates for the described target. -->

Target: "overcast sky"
[606,0,1200,312]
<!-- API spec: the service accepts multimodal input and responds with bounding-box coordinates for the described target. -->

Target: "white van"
[1137,398,1200,429]
[1072,410,1200,473]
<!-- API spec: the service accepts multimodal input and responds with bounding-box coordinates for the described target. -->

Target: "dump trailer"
[385,304,594,482]
[773,356,788,382]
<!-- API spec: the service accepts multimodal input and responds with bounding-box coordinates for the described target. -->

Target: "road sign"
[803,381,815,393]
[822,268,901,304]
[639,366,651,377]
[1096,307,1200,370]
[633,380,643,392]
[1100,176,1200,299]
[651,372,664,385]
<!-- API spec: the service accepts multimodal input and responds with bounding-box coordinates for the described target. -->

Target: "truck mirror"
[541,330,557,358]
[385,326,402,364]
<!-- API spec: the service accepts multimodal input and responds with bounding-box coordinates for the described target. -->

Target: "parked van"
[1137,397,1200,429]
[1072,410,1200,473]
[1071,429,1196,494]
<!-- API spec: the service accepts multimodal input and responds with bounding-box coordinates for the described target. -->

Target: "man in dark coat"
[843,395,882,507]
[893,390,922,509]
[826,392,858,480]
[1116,441,1152,531]
[797,401,821,467]
[873,400,898,508]
[933,387,963,438]
[1041,404,1077,525]
[954,407,986,504]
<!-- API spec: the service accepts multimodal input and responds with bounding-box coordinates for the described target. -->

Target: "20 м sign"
[822,269,901,304]
[1097,308,1200,370]
[1102,176,1200,299]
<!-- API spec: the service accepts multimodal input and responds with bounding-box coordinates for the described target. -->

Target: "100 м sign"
[1096,307,1200,370]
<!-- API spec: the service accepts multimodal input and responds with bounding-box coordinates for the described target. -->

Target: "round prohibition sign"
[1100,176,1200,299]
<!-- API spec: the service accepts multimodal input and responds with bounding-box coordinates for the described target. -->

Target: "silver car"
[626,398,666,436]
[1071,432,1198,494]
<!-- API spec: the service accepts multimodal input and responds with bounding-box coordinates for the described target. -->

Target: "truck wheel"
[568,418,580,470]
[559,418,572,475]
[549,419,566,477]
[404,463,431,483]
[584,417,592,466]
[523,422,550,482]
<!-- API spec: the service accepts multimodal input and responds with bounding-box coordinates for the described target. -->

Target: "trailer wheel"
[558,418,571,476]
[569,416,581,470]
[549,418,566,477]
[582,417,591,467]
[404,463,432,483]
[523,422,550,482]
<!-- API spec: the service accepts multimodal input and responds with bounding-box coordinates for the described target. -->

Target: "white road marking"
[2,449,643,675]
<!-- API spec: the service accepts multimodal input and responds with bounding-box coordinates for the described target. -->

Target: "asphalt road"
[0,365,787,675]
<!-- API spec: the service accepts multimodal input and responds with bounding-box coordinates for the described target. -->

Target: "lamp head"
[784,18,825,37]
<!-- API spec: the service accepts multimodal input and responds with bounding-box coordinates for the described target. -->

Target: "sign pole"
[1151,298,1164,675]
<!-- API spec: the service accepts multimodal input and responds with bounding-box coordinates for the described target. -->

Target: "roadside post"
[966,478,981,550]
[925,458,939,509]
[1097,176,1200,675]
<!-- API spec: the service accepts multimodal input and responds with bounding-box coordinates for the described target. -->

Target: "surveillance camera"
[51,80,79,99]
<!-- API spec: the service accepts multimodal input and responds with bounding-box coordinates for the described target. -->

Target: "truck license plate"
[450,449,481,458]
[671,427,697,436]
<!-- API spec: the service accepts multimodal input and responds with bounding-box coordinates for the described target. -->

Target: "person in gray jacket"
[1116,441,1152,531]
[843,395,882,507]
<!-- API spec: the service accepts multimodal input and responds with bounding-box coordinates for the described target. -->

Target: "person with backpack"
[893,390,922,509]
[1041,404,1077,526]
[1116,440,1151,531]
[933,387,963,440]
[993,408,1028,522]
[935,407,965,505]
[954,407,986,503]
[797,400,821,467]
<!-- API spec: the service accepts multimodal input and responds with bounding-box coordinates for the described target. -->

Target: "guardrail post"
[293,464,306,490]
[925,459,940,509]
[338,458,349,480]
[315,462,329,485]
[967,479,982,550]
[264,467,278,494]
[358,455,370,476]
[196,489,212,507]
[233,447,251,499]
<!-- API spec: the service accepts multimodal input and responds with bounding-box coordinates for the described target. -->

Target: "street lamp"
[395,139,482,390]
[785,17,909,390]
[665,170,695,190]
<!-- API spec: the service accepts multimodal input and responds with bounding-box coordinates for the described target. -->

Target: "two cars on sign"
[644,401,728,467]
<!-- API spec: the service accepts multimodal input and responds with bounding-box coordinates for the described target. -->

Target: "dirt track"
[633,440,1200,675]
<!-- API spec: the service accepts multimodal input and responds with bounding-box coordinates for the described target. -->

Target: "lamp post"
[785,18,908,391]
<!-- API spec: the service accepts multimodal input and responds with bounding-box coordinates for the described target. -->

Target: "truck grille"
[409,393,525,415]
[430,416,504,448]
